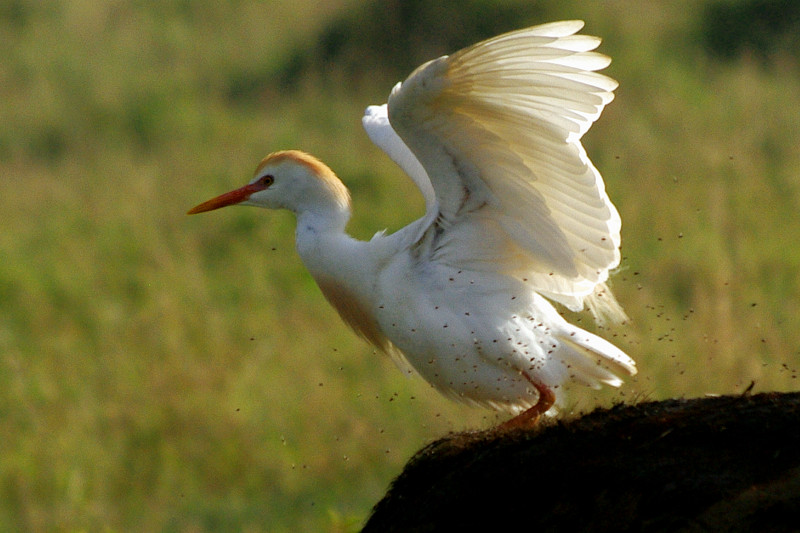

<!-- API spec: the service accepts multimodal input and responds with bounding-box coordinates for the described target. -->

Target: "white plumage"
[189,21,635,423]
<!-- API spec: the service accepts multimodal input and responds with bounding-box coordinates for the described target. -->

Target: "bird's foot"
[498,380,555,430]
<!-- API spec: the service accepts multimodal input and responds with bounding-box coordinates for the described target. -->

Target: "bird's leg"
[498,375,555,430]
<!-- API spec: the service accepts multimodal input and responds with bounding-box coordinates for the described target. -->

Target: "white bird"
[189,21,636,426]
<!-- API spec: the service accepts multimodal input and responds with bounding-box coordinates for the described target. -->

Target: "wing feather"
[383,20,622,310]
[362,104,437,214]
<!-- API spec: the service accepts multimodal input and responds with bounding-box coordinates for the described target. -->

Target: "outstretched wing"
[377,20,621,311]
[362,104,437,214]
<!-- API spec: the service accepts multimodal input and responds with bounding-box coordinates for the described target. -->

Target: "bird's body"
[189,21,636,421]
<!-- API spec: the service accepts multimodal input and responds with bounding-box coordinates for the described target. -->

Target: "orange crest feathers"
[255,150,351,210]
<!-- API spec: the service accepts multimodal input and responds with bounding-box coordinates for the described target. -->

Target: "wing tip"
[531,20,586,37]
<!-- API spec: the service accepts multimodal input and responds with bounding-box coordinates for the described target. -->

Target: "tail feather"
[555,328,636,389]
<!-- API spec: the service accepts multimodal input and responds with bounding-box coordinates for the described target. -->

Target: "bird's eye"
[259,175,274,187]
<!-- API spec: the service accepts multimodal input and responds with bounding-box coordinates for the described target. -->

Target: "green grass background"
[2,0,799,530]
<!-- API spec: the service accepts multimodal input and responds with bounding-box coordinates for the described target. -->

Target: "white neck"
[294,206,355,273]
[294,203,350,238]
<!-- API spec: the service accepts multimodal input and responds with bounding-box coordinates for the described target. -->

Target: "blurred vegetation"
[1,0,799,531]
[275,0,546,89]
[701,0,800,61]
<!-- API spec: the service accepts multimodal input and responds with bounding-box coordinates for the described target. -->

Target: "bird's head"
[188,150,351,221]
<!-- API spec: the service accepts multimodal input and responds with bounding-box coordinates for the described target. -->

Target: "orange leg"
[498,375,555,430]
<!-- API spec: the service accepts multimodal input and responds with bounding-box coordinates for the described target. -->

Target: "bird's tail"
[553,326,636,390]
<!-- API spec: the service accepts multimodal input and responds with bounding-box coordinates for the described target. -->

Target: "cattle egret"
[189,21,636,426]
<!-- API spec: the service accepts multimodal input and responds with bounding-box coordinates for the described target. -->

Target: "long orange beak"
[187,182,265,214]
